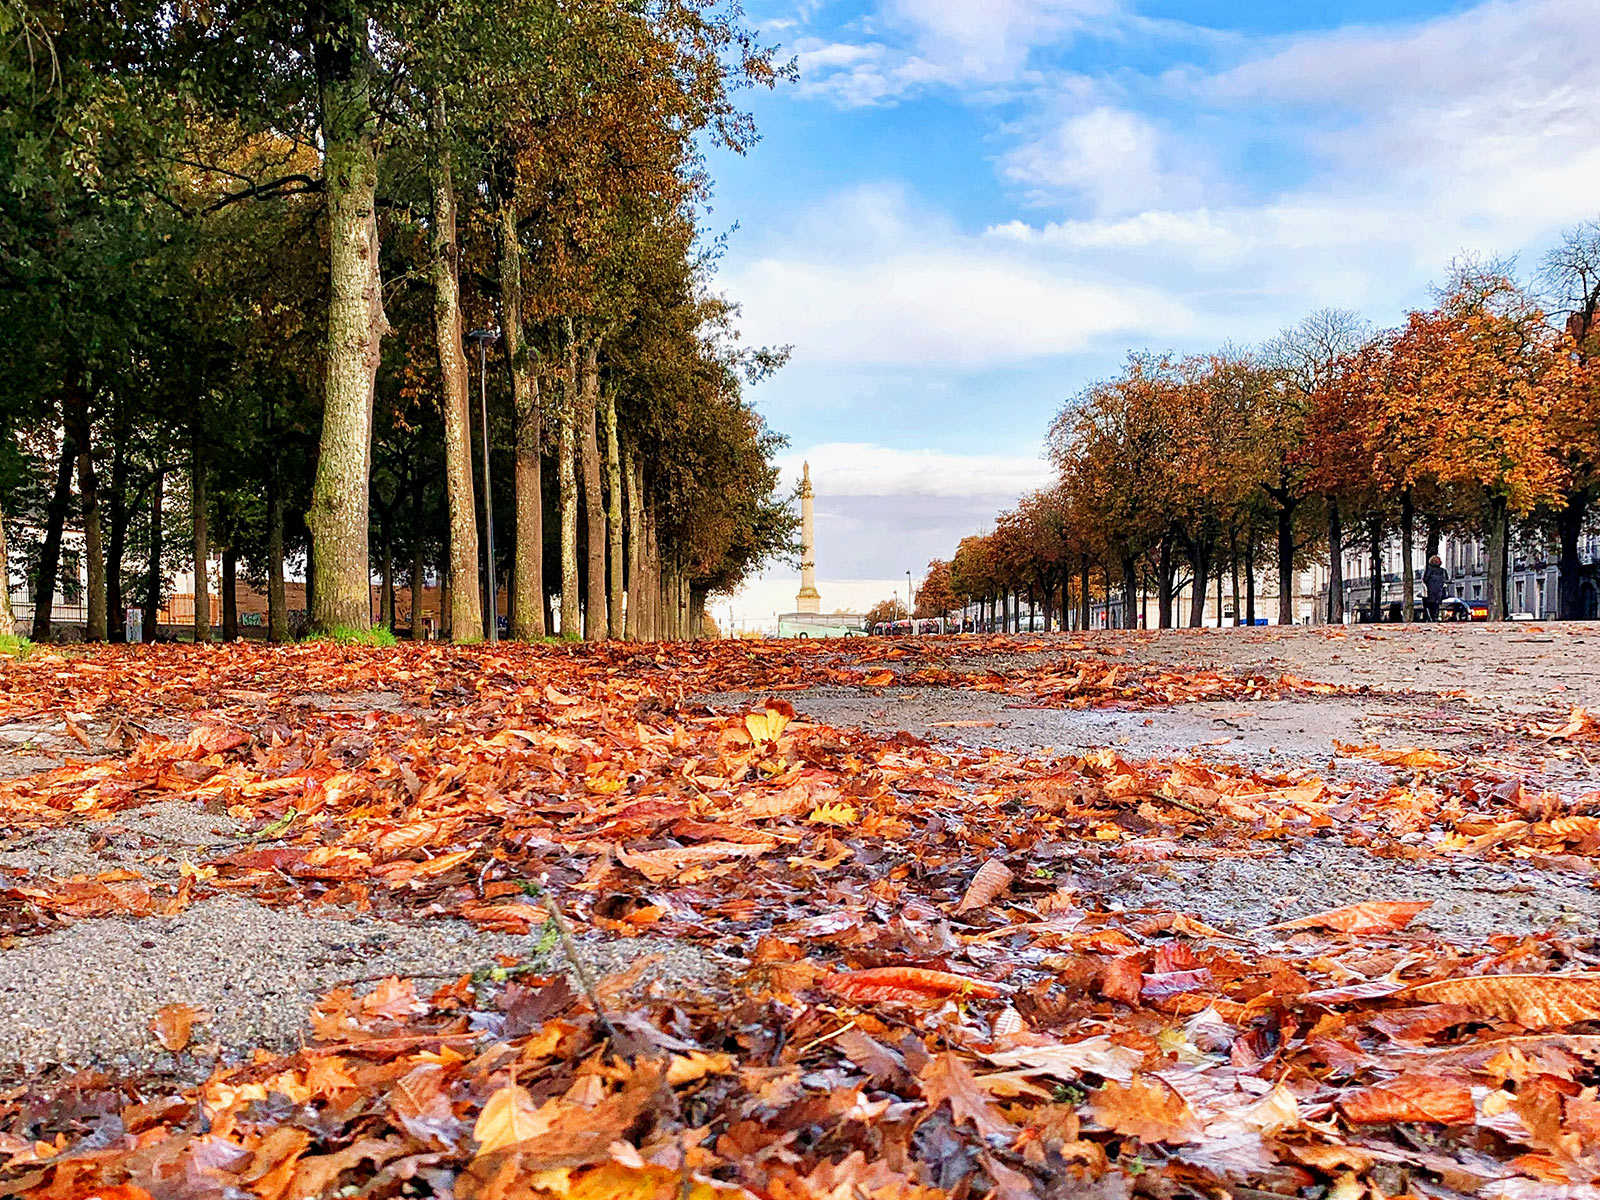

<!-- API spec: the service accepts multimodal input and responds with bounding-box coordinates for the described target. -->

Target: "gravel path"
[0,896,720,1074]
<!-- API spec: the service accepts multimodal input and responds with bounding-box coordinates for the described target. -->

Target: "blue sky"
[708,0,1600,623]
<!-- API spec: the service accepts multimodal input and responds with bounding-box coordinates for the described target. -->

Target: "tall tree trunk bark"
[106,400,128,642]
[63,379,106,642]
[143,468,163,641]
[578,342,607,640]
[32,434,76,642]
[409,473,425,639]
[1245,538,1256,625]
[1369,517,1384,621]
[307,0,387,633]
[624,448,642,639]
[500,203,544,641]
[1229,529,1240,626]
[1157,536,1174,629]
[1425,515,1442,560]
[267,459,287,642]
[192,438,210,643]
[639,497,657,640]
[558,336,581,639]
[1120,556,1137,630]
[0,505,11,639]
[430,102,482,644]
[1079,558,1091,630]
[1187,543,1210,628]
[1485,495,1510,621]
[1400,489,1415,623]
[1276,500,1295,627]
[1327,498,1344,624]
[602,390,624,636]
[379,507,394,630]
[221,546,238,640]
[1557,495,1588,620]
[1215,556,1224,627]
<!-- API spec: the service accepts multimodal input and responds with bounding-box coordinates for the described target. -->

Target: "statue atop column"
[795,462,821,614]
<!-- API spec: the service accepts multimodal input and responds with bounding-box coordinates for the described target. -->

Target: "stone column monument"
[795,462,821,613]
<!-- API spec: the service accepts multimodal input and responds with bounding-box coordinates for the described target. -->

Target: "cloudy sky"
[709,0,1600,626]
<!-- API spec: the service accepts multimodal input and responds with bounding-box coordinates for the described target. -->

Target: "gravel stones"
[0,897,720,1073]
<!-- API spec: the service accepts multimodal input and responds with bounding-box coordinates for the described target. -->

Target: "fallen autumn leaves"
[0,638,1598,1200]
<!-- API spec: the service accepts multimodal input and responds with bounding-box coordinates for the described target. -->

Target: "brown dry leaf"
[955,858,1014,915]
[615,840,770,883]
[1334,741,1458,770]
[920,1052,1015,1139]
[1090,1075,1203,1145]
[1270,900,1432,935]
[824,965,1007,1003]
[983,1035,1143,1083]
[1400,974,1600,1028]
[1340,1073,1475,1125]
[863,670,895,687]
[472,1082,548,1156]
[149,1003,204,1052]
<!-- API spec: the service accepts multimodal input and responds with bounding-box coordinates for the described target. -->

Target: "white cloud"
[778,443,1054,500]
[1001,106,1201,215]
[723,184,1192,368]
[797,0,1118,103]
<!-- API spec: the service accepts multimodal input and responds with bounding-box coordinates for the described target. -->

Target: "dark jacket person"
[1423,555,1448,621]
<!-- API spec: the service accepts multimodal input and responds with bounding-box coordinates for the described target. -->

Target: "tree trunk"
[1276,500,1294,627]
[409,474,425,640]
[1079,558,1091,629]
[558,336,581,639]
[602,390,624,636]
[1229,529,1240,626]
[429,104,482,644]
[1326,498,1344,624]
[578,342,607,640]
[0,502,12,639]
[1157,536,1174,629]
[500,201,544,641]
[1120,556,1137,630]
[1399,489,1415,622]
[1425,515,1442,560]
[143,467,163,642]
[379,508,394,630]
[624,447,641,639]
[307,1,388,634]
[1485,495,1510,621]
[642,497,659,640]
[192,439,210,643]
[1369,517,1384,621]
[106,401,128,642]
[1245,539,1256,625]
[1215,555,1224,627]
[221,546,238,640]
[1557,495,1588,620]
[63,379,106,642]
[267,458,287,642]
[1187,542,1210,627]
[32,434,76,642]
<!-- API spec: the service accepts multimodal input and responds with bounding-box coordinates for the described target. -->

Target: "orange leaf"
[1399,974,1600,1028]
[150,1003,204,1052]
[1090,1075,1202,1144]
[1340,1074,1475,1125]
[920,1053,1014,1139]
[955,859,1014,915]
[824,966,1007,1003]
[863,671,895,687]
[1334,742,1458,770]
[1270,900,1432,935]
[473,1083,547,1156]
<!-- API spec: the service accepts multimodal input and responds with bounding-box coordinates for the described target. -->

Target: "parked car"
[1439,597,1490,621]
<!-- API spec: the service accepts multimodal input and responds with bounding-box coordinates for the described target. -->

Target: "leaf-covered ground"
[0,632,1598,1200]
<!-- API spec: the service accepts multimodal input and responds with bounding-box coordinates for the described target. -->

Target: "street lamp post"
[467,328,500,644]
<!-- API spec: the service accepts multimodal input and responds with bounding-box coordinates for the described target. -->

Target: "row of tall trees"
[940,241,1600,629]
[0,0,796,644]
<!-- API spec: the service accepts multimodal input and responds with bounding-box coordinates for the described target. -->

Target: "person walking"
[1423,554,1448,622]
